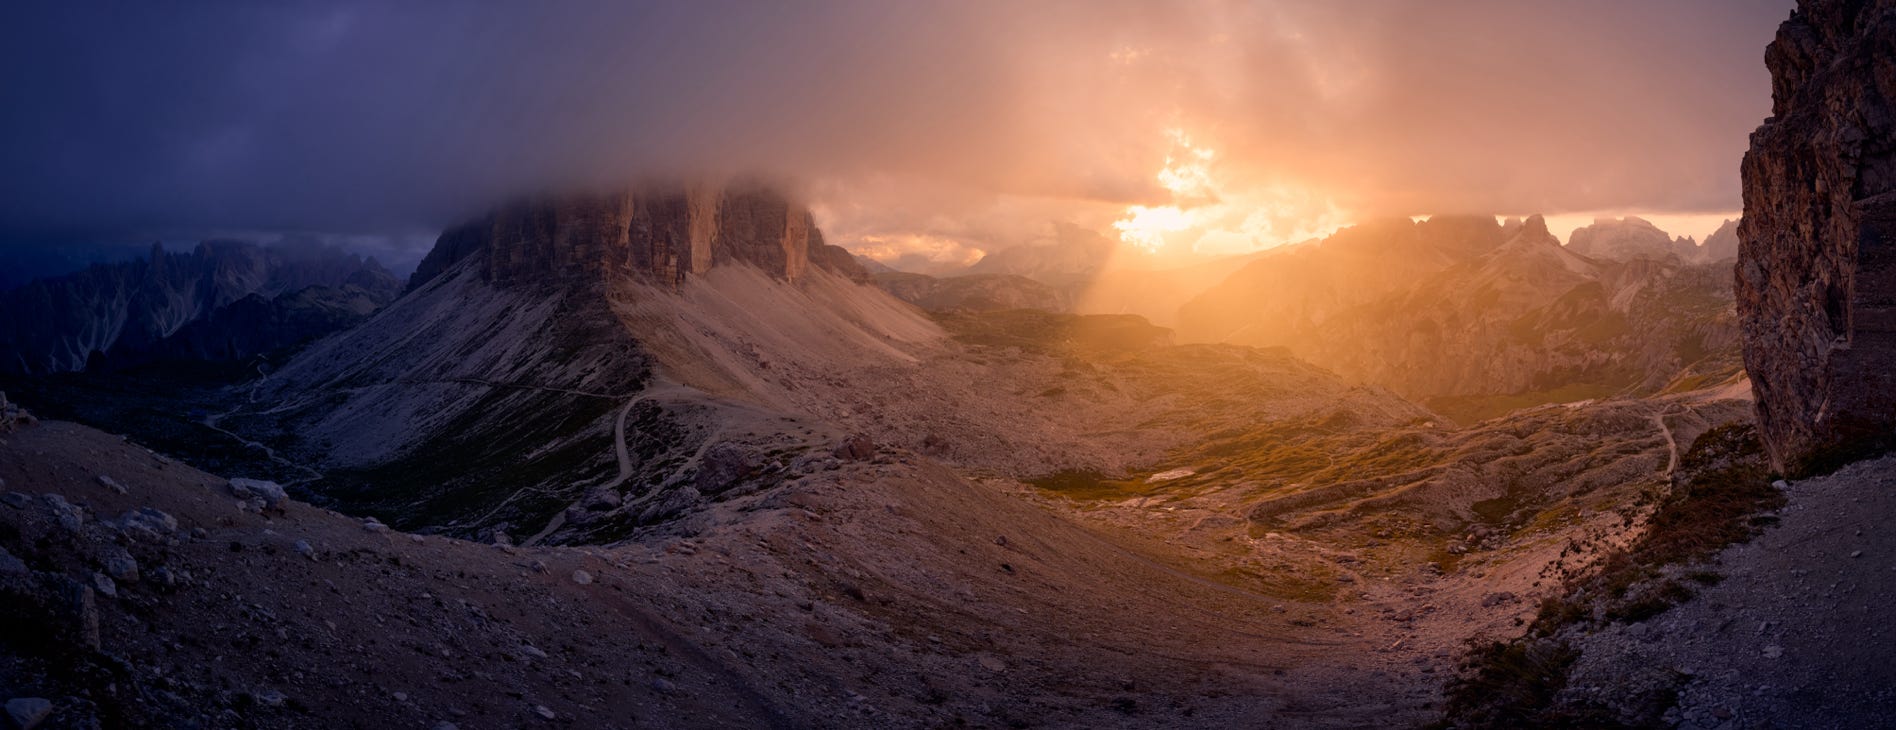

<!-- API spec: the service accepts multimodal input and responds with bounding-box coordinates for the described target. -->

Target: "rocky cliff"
[0,242,400,374]
[408,184,864,292]
[1738,0,1896,475]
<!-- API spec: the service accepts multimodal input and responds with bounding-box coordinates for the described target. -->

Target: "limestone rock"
[1737,0,1896,475]
[4,698,53,730]
[116,507,179,541]
[408,184,864,292]
[41,493,83,532]
[227,478,288,510]
[832,435,876,462]
[1567,216,1698,262]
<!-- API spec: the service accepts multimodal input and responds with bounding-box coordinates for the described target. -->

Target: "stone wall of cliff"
[408,184,865,292]
[1738,0,1896,476]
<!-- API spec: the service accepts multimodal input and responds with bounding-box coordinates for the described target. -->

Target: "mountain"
[1700,218,1741,262]
[0,186,1782,728]
[219,184,898,535]
[872,271,1071,312]
[1565,216,1742,264]
[962,221,1115,286]
[0,241,401,374]
[1175,215,1509,347]
[1565,216,1699,261]
[214,183,1443,547]
[1738,0,1896,476]
[1179,215,1740,422]
[853,253,897,274]
[946,222,1272,325]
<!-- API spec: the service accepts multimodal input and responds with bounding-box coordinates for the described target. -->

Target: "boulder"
[4,698,53,730]
[832,434,876,462]
[116,507,179,541]
[41,493,83,532]
[695,442,763,495]
[102,551,139,583]
[96,475,128,495]
[0,547,25,576]
[227,478,288,509]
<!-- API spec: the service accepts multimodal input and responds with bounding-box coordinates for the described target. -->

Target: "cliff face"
[0,242,400,374]
[408,184,864,292]
[1738,0,1896,475]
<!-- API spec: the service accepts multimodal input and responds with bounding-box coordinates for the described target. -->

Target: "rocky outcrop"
[0,242,400,374]
[1738,0,1896,475]
[408,183,864,292]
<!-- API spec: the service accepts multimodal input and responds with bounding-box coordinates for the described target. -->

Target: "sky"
[0,1,1792,277]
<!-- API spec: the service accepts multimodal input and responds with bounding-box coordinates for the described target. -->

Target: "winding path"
[1653,407,1681,478]
[200,363,326,485]
[520,394,643,546]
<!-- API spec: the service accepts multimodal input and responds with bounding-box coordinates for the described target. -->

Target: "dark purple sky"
[1,1,1794,276]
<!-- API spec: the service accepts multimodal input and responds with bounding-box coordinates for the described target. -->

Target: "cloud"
[0,0,1791,266]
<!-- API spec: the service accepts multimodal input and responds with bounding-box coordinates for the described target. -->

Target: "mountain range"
[0,241,400,374]
[1175,215,1740,422]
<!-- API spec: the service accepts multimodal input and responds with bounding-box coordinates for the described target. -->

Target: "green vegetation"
[935,309,1171,358]
[1425,382,1623,426]
[1029,470,1154,502]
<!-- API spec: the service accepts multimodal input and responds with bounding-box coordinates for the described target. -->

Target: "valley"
[4,2,1895,727]
[0,187,1766,728]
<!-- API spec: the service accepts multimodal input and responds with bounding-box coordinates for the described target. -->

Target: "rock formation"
[1738,0,1896,475]
[1566,216,1699,262]
[408,183,864,292]
[0,241,400,374]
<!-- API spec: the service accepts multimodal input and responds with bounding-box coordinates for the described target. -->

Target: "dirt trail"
[522,394,642,547]
[1654,408,1681,477]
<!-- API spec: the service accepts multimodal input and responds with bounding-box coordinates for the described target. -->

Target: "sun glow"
[1113,204,1193,252]
[1113,129,1219,253]
[1112,128,1348,255]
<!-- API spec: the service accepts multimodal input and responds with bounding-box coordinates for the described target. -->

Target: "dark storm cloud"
[1,0,1793,263]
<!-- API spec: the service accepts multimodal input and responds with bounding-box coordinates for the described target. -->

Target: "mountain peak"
[408,183,865,292]
[1520,214,1550,240]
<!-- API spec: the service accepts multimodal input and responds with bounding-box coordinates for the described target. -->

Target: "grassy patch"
[1425,382,1623,426]
[935,310,1171,358]
[1029,470,1153,502]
